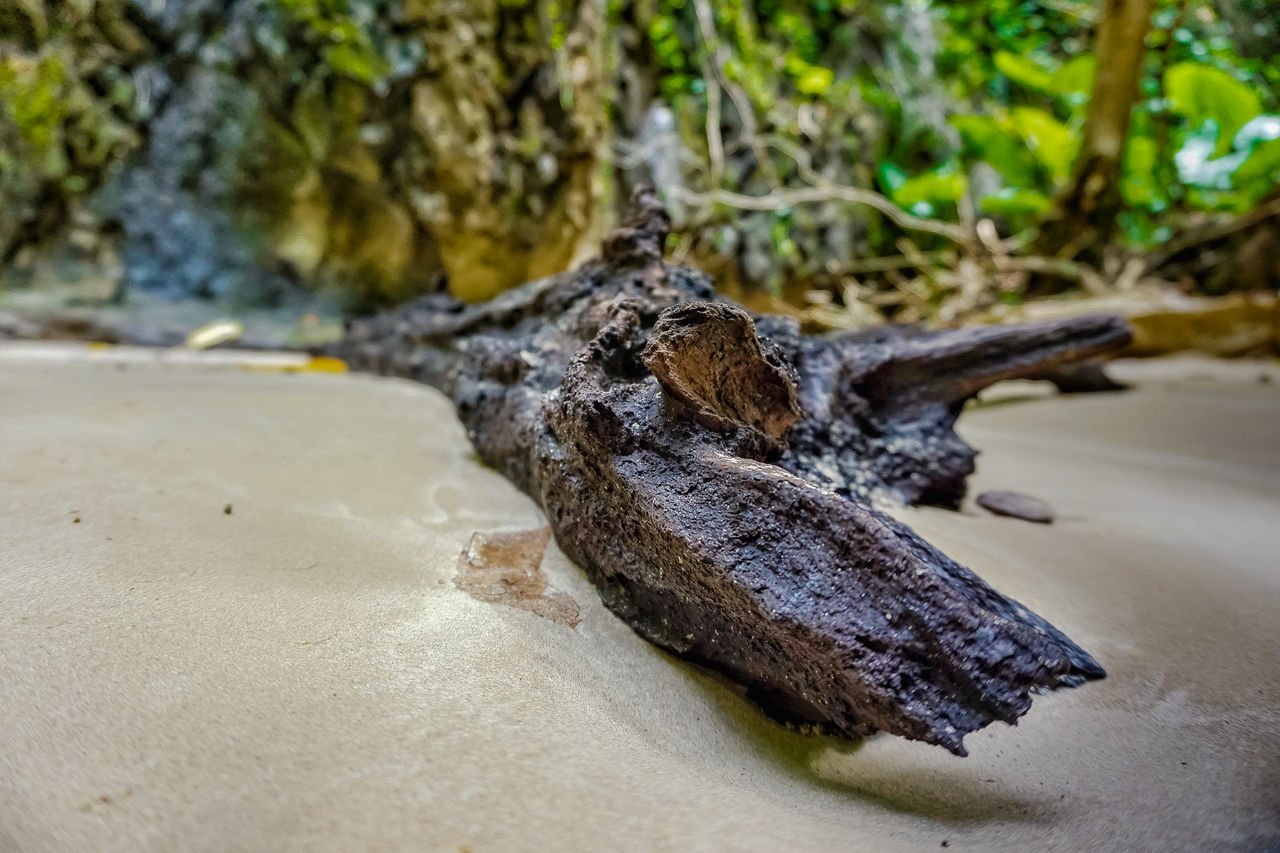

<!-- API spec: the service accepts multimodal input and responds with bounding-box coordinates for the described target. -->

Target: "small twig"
[896,238,946,289]
[692,22,725,188]
[996,255,1108,294]
[671,185,971,245]
[690,0,778,188]
[613,133,702,171]
[1143,196,1280,275]
[996,228,1038,254]
[1054,226,1100,261]
[1114,255,1146,292]
[754,134,814,173]
[829,252,950,274]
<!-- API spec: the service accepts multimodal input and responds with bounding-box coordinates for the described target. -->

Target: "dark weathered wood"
[334,189,1132,755]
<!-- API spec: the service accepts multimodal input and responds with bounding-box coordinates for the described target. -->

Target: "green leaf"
[1125,133,1158,174]
[950,114,1036,187]
[795,66,835,96]
[877,161,908,194]
[979,187,1052,216]
[891,169,969,209]
[1234,138,1280,184]
[1165,63,1261,157]
[1010,107,1078,183]
[1222,115,1280,186]
[994,51,1056,94]
[1050,55,1096,109]
[1121,135,1165,209]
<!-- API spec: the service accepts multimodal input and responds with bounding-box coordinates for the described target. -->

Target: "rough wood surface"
[333,189,1132,755]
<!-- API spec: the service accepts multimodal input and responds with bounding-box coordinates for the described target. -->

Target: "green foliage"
[1009,107,1077,183]
[271,0,393,84]
[645,0,1274,268]
[1050,55,1096,109]
[980,187,1051,216]
[951,114,1034,186]
[1232,118,1280,184]
[934,0,1277,242]
[1121,135,1163,209]
[936,0,1089,96]
[795,65,834,96]
[880,161,967,217]
[993,51,1055,95]
[1165,62,1261,157]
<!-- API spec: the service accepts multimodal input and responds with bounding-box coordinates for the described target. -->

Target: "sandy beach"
[1,348,1276,851]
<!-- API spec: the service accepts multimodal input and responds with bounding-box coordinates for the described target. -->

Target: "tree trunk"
[1036,0,1155,266]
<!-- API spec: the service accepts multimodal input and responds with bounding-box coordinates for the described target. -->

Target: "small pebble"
[223,504,233,515]
[976,490,1054,524]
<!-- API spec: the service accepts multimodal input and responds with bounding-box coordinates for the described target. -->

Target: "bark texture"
[1035,0,1154,266]
[335,189,1132,755]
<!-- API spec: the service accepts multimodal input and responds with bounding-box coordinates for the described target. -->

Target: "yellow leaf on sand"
[238,355,349,374]
[302,356,348,373]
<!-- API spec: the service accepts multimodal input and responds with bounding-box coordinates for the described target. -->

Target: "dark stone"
[333,188,1132,755]
[977,491,1056,524]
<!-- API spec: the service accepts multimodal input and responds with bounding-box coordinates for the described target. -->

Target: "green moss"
[0,50,74,174]
[272,0,392,84]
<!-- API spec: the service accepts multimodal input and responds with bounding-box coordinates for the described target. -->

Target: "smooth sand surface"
[1,350,1277,851]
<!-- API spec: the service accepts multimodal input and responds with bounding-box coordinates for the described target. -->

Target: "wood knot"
[642,301,802,442]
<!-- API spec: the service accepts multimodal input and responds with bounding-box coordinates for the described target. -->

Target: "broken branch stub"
[642,302,802,456]
[334,188,1130,755]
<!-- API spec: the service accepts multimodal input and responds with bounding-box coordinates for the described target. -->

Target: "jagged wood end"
[541,298,1107,755]
[334,188,1128,755]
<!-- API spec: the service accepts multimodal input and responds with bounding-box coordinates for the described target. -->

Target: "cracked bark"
[333,188,1131,755]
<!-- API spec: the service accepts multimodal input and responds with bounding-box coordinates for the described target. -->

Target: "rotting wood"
[333,188,1132,755]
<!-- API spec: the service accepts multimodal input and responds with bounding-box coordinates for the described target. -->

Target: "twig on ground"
[671,185,971,244]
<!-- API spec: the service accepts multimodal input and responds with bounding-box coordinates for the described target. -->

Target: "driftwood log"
[334,189,1131,755]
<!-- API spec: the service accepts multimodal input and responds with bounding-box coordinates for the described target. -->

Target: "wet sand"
[1,349,1276,851]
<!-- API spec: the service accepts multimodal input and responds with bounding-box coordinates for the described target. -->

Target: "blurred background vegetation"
[0,0,1277,347]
